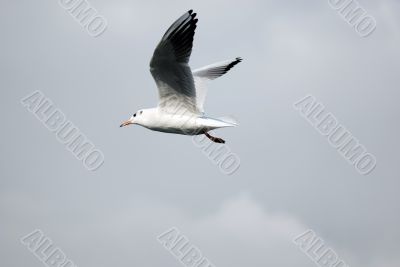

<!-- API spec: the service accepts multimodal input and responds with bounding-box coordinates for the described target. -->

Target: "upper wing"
[150,10,199,114]
[192,58,242,112]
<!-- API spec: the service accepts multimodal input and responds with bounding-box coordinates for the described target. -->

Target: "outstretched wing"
[150,10,199,114]
[192,58,242,112]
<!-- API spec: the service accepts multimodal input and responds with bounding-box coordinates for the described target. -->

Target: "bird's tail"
[217,116,239,127]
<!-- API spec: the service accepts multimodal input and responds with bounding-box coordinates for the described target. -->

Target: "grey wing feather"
[192,57,242,80]
[192,57,242,112]
[150,10,199,114]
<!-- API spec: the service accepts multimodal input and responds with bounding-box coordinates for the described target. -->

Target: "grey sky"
[1,0,399,266]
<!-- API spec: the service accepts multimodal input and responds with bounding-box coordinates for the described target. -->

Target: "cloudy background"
[1,0,399,266]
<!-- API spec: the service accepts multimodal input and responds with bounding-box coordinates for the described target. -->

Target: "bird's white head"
[120,108,158,128]
[120,109,147,128]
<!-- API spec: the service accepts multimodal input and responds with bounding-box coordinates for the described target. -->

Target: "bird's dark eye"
[140,111,143,115]
[133,113,136,117]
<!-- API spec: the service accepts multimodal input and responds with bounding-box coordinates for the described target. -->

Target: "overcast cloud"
[1,0,399,267]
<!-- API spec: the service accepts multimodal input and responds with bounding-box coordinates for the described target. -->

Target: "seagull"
[120,10,242,144]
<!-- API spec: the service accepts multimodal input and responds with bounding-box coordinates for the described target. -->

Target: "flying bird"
[120,10,242,143]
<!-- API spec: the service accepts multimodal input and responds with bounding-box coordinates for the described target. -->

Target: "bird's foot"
[204,132,226,144]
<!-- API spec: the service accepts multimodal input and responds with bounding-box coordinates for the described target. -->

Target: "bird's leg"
[204,132,226,144]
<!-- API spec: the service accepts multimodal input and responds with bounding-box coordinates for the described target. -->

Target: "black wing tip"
[229,57,243,68]
[188,10,197,19]
[220,58,243,74]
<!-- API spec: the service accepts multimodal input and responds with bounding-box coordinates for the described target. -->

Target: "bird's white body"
[130,108,236,136]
